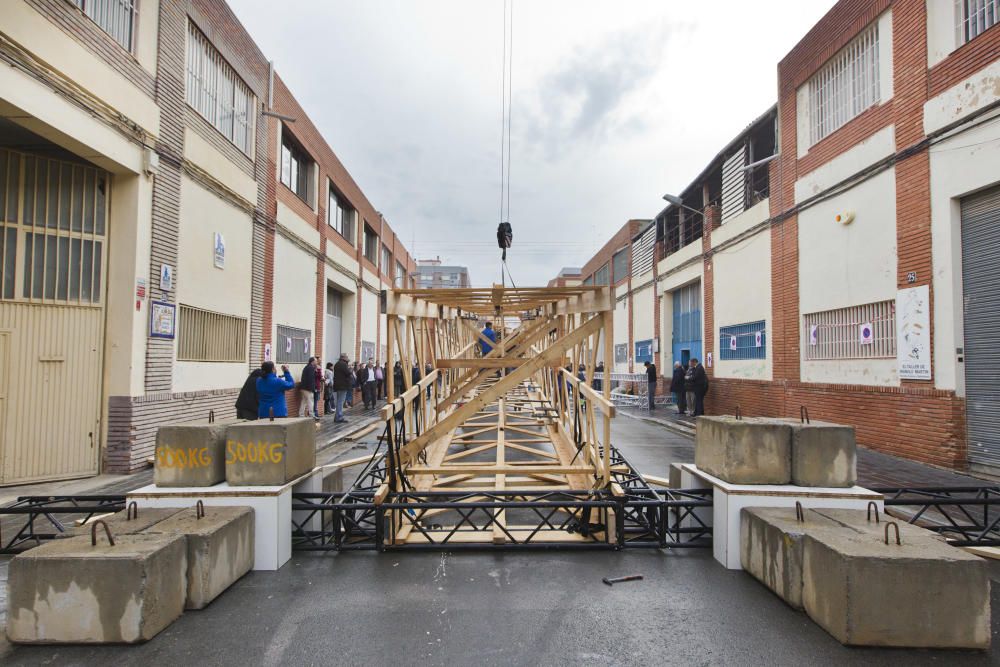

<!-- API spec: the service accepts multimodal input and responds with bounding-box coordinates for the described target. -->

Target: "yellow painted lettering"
[247,440,258,463]
[269,443,284,463]
[236,442,246,463]
[198,448,210,467]
[226,440,236,464]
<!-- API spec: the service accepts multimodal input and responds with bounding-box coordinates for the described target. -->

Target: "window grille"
[721,145,748,222]
[178,305,247,362]
[612,248,629,282]
[0,150,108,305]
[719,321,767,361]
[803,300,896,360]
[631,225,655,276]
[808,22,880,146]
[328,187,355,244]
[276,324,312,363]
[73,0,135,51]
[958,0,999,44]
[186,22,255,153]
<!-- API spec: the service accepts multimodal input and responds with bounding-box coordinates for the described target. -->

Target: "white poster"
[264,343,272,362]
[755,331,762,348]
[729,335,737,351]
[859,323,874,345]
[214,232,226,269]
[897,285,931,380]
[159,263,173,291]
[809,324,818,346]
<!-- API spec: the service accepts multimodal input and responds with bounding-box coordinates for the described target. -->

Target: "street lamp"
[662,193,704,217]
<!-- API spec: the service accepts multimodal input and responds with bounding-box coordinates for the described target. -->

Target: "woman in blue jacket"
[255,361,295,418]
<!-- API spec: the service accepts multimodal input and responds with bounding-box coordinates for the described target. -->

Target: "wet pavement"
[1,416,996,665]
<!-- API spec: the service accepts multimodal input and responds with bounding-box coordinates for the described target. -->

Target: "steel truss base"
[0,495,126,554]
[291,446,713,552]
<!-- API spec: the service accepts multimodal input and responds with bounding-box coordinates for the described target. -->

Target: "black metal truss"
[874,485,1000,547]
[0,495,126,554]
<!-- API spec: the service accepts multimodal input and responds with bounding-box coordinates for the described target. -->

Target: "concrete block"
[66,506,183,537]
[740,507,844,609]
[695,416,792,484]
[780,420,857,488]
[801,513,990,649]
[668,462,683,490]
[143,505,254,609]
[225,418,316,486]
[6,532,187,644]
[155,420,235,487]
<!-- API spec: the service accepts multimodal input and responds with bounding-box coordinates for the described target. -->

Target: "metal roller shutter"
[961,185,1000,469]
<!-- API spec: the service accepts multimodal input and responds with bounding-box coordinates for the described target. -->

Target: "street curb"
[618,409,695,439]
[317,416,382,452]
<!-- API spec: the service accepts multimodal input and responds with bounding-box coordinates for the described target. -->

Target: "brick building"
[0,0,416,482]
[546,267,582,288]
[415,257,471,289]
[568,1,1000,475]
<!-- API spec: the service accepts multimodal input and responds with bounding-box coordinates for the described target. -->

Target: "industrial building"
[415,256,471,289]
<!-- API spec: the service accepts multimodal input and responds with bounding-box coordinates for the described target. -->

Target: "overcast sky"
[231,0,836,287]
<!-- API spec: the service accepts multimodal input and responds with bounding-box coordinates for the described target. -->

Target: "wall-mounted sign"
[263,342,272,362]
[729,335,737,351]
[214,232,226,269]
[897,285,931,380]
[706,352,713,368]
[809,324,819,346]
[150,301,176,339]
[160,263,173,292]
[859,322,874,345]
[755,331,762,348]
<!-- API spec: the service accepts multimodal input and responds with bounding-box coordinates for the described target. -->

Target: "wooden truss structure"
[377,285,623,546]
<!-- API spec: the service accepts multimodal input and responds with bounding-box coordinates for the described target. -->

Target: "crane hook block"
[497,222,512,249]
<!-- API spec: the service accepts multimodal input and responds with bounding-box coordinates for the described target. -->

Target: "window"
[73,0,135,51]
[328,187,355,243]
[186,22,254,153]
[280,133,310,202]
[803,300,896,360]
[808,22,880,146]
[363,223,378,264]
[958,0,999,44]
[583,275,594,286]
[594,263,610,286]
[178,305,247,362]
[276,324,312,363]
[612,249,628,282]
[381,245,392,276]
[635,339,654,364]
[395,261,405,287]
[614,343,628,364]
[0,150,108,304]
[719,321,766,361]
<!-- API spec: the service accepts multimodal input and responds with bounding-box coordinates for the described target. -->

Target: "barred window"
[178,305,247,362]
[958,0,999,44]
[808,22,880,146]
[594,263,610,286]
[186,22,255,153]
[612,248,629,282]
[719,321,766,361]
[614,343,628,364]
[73,0,135,51]
[276,324,312,364]
[803,300,896,360]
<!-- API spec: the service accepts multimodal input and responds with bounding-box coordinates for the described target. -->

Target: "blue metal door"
[672,282,702,366]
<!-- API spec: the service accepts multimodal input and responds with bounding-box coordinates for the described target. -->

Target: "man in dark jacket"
[689,358,709,417]
[669,362,687,415]
[299,357,319,419]
[333,353,353,423]
[235,368,263,420]
[594,362,604,392]
[644,361,657,410]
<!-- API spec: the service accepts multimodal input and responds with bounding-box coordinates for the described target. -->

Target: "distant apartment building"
[570,0,1000,475]
[0,0,416,482]
[416,257,471,289]
[546,267,582,288]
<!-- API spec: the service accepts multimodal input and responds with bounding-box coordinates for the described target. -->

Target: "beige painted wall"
[712,230,773,381]
[273,234,318,379]
[183,128,257,205]
[613,296,629,372]
[632,284,654,344]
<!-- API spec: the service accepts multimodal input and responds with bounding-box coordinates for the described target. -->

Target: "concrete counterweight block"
[155,420,233,487]
[695,416,792,484]
[66,506,183,537]
[225,418,316,486]
[143,505,255,609]
[801,516,990,649]
[782,420,857,488]
[740,507,844,609]
[6,531,187,644]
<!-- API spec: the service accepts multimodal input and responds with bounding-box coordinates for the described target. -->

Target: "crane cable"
[497,0,514,287]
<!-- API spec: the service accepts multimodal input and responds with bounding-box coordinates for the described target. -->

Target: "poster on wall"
[897,284,931,380]
[150,301,176,339]
[214,232,226,269]
[859,322,874,345]
[706,352,713,368]
[159,264,173,292]
[809,324,819,346]
[264,343,272,362]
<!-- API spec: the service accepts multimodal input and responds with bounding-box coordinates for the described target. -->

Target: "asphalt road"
[2,417,996,665]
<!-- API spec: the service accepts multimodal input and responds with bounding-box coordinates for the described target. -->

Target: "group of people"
[234,354,394,423]
[669,358,709,416]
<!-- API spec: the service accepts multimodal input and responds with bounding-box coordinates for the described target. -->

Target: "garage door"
[961,185,1000,470]
[0,148,107,484]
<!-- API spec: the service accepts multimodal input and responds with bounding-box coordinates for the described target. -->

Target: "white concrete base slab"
[128,469,321,571]
[679,464,884,570]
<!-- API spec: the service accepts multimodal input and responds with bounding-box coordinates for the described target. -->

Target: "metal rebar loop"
[126,500,138,520]
[91,519,115,547]
[884,521,901,545]
[196,499,205,520]
[866,501,879,523]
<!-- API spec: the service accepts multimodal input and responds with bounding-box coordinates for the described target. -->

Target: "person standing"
[393,361,405,396]
[690,357,709,417]
[594,361,604,392]
[361,360,378,409]
[480,321,496,356]
[684,362,696,416]
[333,353,353,423]
[313,358,324,419]
[644,361,658,410]
[298,357,319,419]
[670,361,687,415]
[375,361,384,401]
[235,368,263,420]
[255,362,295,418]
[324,362,335,415]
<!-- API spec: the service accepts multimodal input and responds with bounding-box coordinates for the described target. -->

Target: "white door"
[325,287,342,361]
